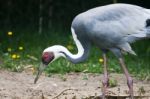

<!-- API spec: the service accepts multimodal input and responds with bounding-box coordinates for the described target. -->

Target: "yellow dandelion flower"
[7,48,12,52]
[19,46,23,50]
[67,45,74,50]
[11,54,17,59]
[31,67,35,73]
[8,31,13,36]
[17,55,20,59]
[99,58,104,63]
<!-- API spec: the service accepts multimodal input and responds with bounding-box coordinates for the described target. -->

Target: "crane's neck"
[61,27,90,63]
[44,27,90,63]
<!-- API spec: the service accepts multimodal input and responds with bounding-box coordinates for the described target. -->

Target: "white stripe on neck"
[62,27,84,59]
[43,27,84,60]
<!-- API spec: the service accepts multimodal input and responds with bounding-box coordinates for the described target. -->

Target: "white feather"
[43,27,84,61]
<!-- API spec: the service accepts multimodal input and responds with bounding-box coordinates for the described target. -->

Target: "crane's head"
[34,45,65,84]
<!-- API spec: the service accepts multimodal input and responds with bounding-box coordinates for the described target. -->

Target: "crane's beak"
[34,63,46,84]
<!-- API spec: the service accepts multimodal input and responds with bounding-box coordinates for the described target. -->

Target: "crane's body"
[71,3,150,58]
[34,4,150,99]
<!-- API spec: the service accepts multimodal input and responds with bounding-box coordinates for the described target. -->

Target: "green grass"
[0,28,150,80]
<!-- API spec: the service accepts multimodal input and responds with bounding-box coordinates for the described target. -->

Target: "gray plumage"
[70,3,150,61]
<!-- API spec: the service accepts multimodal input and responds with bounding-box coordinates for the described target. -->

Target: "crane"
[34,3,150,99]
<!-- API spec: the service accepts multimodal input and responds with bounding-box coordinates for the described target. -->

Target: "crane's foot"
[100,90,116,99]
[127,76,134,99]
[101,77,109,99]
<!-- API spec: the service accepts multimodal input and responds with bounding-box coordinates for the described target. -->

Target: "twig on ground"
[52,88,75,99]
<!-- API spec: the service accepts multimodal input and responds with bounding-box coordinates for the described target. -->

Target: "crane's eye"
[42,52,54,65]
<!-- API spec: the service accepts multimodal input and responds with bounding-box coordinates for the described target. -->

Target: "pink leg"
[119,58,134,99]
[102,54,109,99]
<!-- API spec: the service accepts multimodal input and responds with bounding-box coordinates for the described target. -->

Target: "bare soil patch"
[0,70,150,99]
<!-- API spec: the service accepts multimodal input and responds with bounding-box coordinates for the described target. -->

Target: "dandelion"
[7,48,12,52]
[11,54,17,59]
[8,31,13,36]
[31,67,35,74]
[99,58,104,63]
[17,54,20,59]
[18,46,23,50]
[67,45,74,50]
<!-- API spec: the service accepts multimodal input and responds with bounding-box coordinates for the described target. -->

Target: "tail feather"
[147,33,150,37]
[146,30,150,38]
[119,43,137,56]
[128,50,137,56]
[126,28,150,43]
[145,27,150,38]
[145,18,150,37]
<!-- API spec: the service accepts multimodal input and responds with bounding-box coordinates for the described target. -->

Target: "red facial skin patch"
[42,52,54,65]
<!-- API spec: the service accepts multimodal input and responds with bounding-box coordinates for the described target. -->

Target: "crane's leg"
[101,53,109,99]
[118,58,134,99]
[110,48,134,99]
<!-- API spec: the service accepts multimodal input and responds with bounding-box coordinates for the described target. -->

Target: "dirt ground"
[0,70,150,99]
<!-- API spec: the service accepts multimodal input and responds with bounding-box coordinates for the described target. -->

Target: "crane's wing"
[84,4,150,42]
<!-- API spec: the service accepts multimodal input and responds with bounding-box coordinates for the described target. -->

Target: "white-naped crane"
[34,3,150,99]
